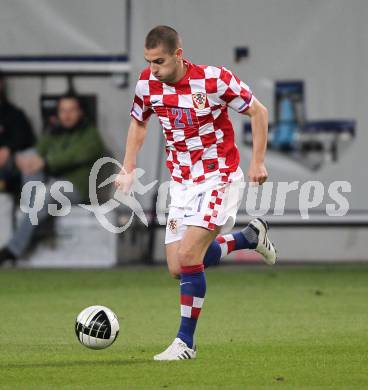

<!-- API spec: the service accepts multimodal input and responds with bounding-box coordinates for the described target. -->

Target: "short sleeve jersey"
[130,59,253,183]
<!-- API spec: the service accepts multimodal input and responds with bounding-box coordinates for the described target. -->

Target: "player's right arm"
[115,73,153,192]
[115,117,148,192]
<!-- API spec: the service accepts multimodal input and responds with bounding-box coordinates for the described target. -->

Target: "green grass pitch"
[0,265,367,389]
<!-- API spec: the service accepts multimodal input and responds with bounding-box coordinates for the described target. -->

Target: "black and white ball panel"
[75,305,119,350]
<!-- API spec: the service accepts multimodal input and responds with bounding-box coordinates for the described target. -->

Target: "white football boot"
[154,338,196,361]
[248,218,277,265]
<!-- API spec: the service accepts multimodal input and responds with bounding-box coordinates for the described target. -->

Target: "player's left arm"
[217,67,269,185]
[243,97,269,185]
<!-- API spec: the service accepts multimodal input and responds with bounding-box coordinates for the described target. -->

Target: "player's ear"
[175,48,183,61]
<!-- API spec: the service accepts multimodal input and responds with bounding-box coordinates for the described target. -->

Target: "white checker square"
[199,123,215,136]
[211,108,222,120]
[137,80,149,95]
[202,144,218,159]
[229,76,241,95]
[173,129,185,142]
[189,78,206,92]
[176,151,192,165]
[178,94,193,108]
[181,305,192,318]
[163,84,176,95]
[185,136,203,150]
[204,66,221,79]
[193,297,204,308]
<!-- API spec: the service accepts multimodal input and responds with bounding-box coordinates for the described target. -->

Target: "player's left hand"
[247,160,268,185]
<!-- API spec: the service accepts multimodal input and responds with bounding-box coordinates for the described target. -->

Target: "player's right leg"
[166,241,181,278]
[155,225,220,361]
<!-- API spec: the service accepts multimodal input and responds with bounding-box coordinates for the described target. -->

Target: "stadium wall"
[2,0,367,261]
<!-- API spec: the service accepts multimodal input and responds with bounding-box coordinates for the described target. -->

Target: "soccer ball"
[75,305,120,349]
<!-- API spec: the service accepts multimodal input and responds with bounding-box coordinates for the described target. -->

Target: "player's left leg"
[203,218,277,267]
[200,167,276,267]
[154,225,220,361]
[165,218,276,278]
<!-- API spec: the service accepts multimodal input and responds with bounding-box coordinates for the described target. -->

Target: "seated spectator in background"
[0,71,35,192]
[0,94,105,265]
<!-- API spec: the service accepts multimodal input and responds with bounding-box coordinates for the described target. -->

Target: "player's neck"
[171,60,187,83]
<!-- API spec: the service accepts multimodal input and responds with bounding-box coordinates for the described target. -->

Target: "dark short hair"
[58,93,82,109]
[145,25,181,54]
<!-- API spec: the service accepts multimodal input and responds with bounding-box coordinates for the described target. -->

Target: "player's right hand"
[114,168,135,194]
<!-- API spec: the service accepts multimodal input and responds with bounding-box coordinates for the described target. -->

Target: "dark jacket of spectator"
[36,119,104,201]
[0,97,35,153]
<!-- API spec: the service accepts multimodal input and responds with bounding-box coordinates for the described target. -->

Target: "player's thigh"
[165,241,181,279]
[177,225,221,267]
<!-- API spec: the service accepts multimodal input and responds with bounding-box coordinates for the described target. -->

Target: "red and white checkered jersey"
[130,59,254,183]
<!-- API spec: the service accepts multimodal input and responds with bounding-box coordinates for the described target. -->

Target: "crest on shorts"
[168,218,178,234]
[192,92,207,110]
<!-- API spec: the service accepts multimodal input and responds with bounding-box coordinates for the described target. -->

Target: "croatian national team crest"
[168,218,178,234]
[192,92,207,110]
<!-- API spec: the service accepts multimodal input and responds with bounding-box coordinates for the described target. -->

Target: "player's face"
[58,98,83,129]
[144,45,182,83]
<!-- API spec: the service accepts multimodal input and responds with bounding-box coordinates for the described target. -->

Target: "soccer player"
[115,26,277,360]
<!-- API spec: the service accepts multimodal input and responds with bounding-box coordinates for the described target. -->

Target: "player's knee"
[167,264,181,279]
[177,246,195,267]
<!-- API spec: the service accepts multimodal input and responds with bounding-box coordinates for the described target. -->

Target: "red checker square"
[221,69,232,85]
[143,96,151,106]
[190,150,204,164]
[173,176,183,183]
[133,95,143,106]
[171,151,179,164]
[163,94,179,106]
[212,210,218,218]
[220,87,237,103]
[240,88,252,102]
[149,80,163,95]
[204,215,211,222]
[166,160,174,172]
[140,68,150,80]
[193,175,206,183]
[208,222,215,230]
[215,198,223,205]
[164,129,174,142]
[216,235,226,244]
[205,78,217,93]
[180,166,191,180]
[200,132,217,147]
[181,295,194,306]
[190,67,205,79]
[208,202,215,210]
[191,307,201,319]
[174,140,188,152]
[227,240,236,253]
[175,84,192,95]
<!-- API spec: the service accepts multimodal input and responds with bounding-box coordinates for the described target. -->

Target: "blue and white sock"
[203,225,258,268]
[177,264,206,349]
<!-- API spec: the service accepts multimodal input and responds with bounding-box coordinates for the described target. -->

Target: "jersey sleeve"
[217,67,254,113]
[130,79,154,122]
